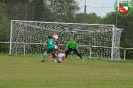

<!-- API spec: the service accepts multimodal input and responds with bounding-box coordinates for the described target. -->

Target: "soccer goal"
[9,20,123,60]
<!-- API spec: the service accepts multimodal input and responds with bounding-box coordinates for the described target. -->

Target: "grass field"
[0,54,133,88]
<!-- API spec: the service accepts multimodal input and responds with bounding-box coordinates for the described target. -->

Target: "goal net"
[9,20,123,60]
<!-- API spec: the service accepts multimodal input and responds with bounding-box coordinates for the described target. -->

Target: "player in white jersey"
[50,31,59,61]
[58,50,65,62]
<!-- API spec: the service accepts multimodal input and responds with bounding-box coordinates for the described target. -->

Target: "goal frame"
[9,20,120,60]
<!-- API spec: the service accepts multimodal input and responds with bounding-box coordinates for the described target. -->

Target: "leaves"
[0,0,133,59]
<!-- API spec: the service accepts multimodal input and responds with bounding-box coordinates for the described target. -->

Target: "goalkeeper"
[41,36,60,63]
[65,37,83,60]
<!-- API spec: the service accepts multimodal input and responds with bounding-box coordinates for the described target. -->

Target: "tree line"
[0,0,133,59]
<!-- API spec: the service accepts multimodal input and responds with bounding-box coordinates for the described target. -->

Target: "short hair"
[48,36,52,39]
[54,31,58,34]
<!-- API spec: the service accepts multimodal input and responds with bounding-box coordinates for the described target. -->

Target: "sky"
[76,0,117,17]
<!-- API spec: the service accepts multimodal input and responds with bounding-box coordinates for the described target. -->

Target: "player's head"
[70,37,73,41]
[54,31,58,35]
[48,36,52,39]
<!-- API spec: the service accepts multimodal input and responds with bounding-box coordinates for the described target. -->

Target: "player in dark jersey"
[41,36,60,63]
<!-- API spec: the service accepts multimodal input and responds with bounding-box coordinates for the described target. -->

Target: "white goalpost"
[9,20,123,60]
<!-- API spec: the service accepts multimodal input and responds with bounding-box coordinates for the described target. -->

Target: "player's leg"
[65,48,72,58]
[41,48,49,62]
[73,49,83,59]
[41,51,47,62]
[51,48,60,63]
[62,56,65,61]
[50,53,55,61]
[50,49,58,61]
[61,51,66,61]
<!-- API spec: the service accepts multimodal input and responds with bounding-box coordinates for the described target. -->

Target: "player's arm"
[43,40,48,49]
[75,41,78,49]
[74,41,79,51]
[65,41,70,50]
[58,41,62,47]
[54,40,57,44]
[43,43,47,48]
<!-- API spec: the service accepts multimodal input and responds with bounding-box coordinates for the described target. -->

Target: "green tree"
[74,13,102,23]
[0,4,10,53]
[0,4,10,41]
[100,12,116,24]
[0,0,26,4]
[48,0,80,22]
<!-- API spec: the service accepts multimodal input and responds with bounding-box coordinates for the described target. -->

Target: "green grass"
[0,55,133,88]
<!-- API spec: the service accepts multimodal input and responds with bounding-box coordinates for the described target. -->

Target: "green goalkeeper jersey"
[65,41,78,49]
[45,39,57,48]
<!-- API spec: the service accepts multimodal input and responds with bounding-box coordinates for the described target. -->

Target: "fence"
[0,1,133,60]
